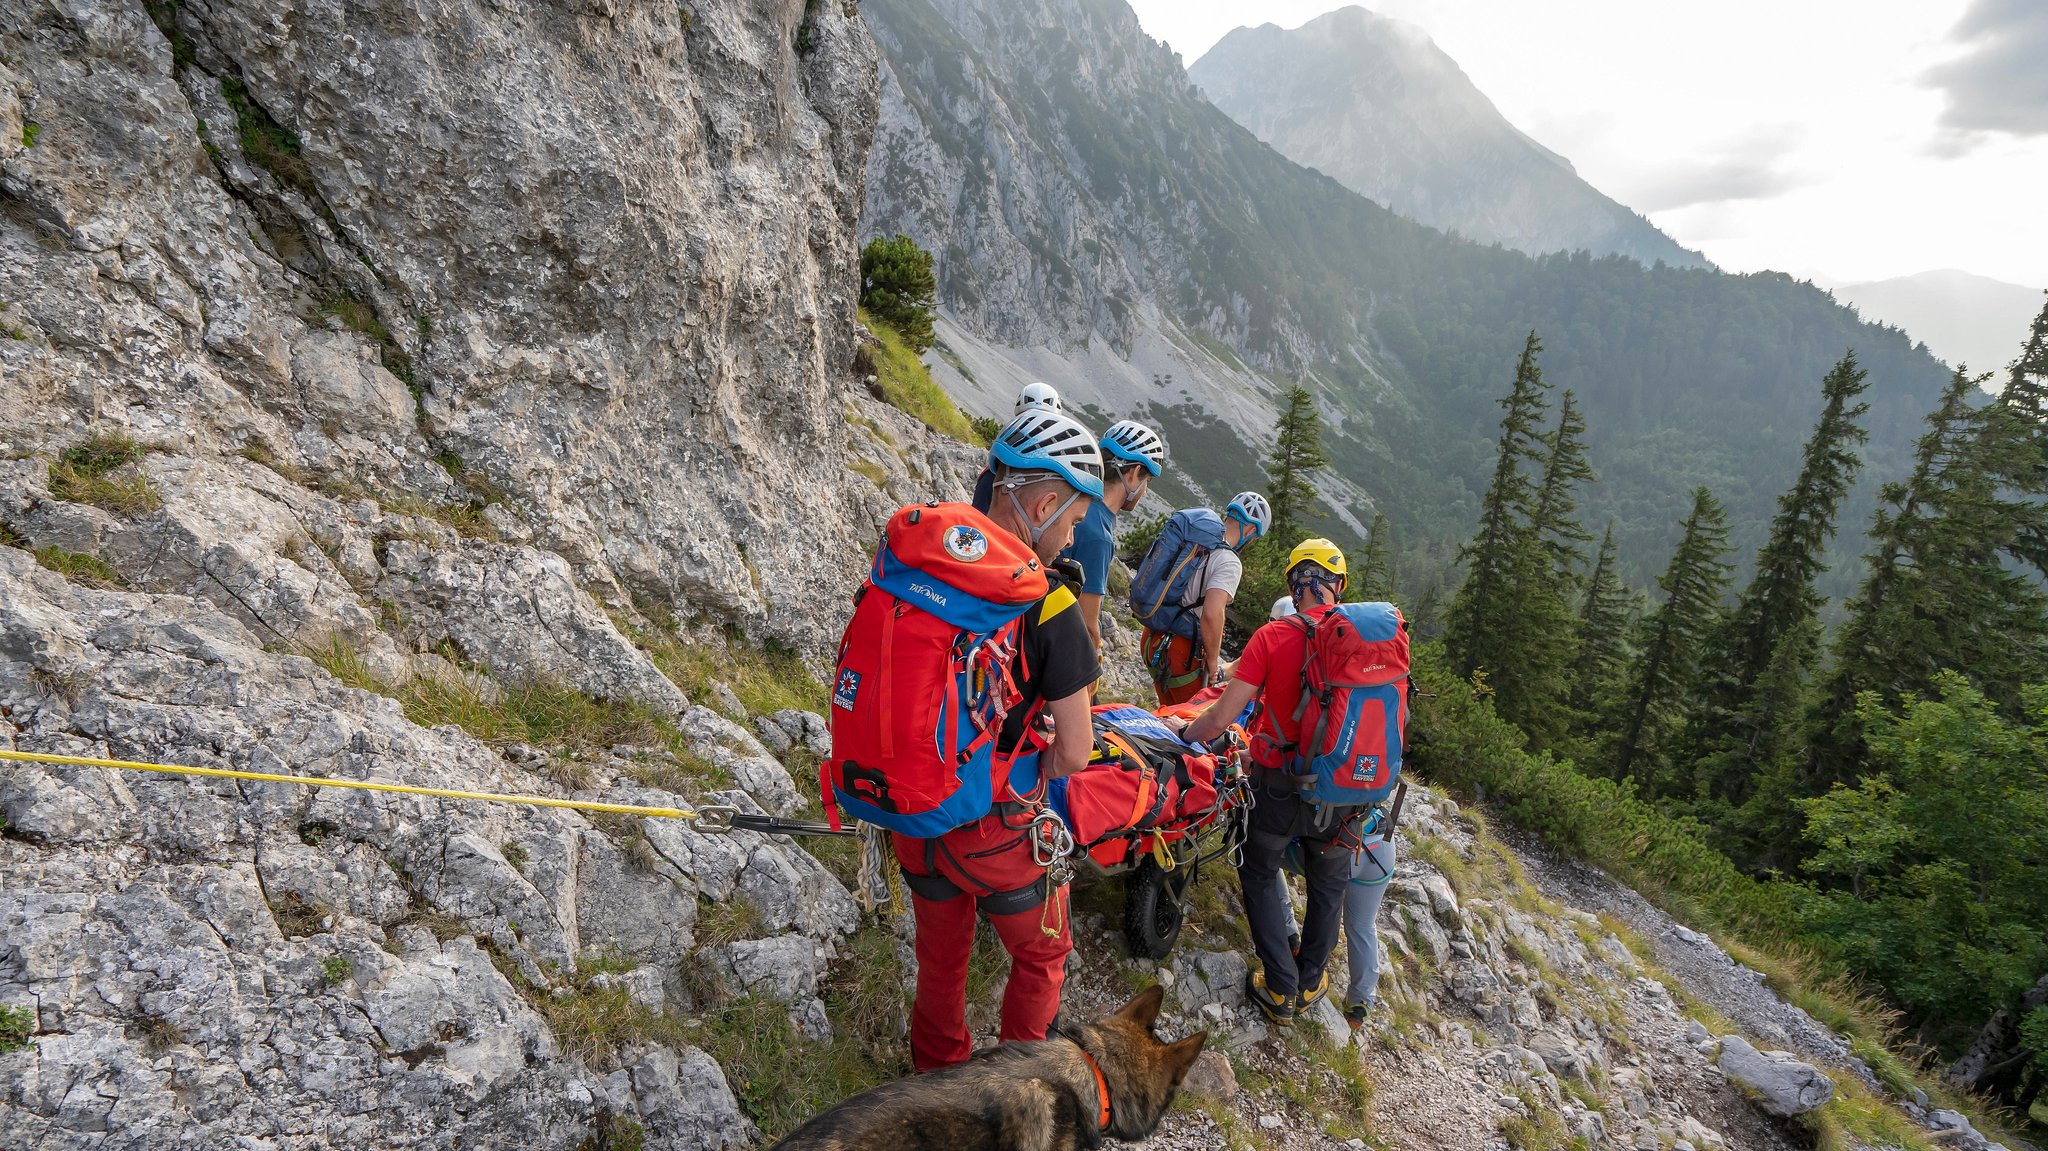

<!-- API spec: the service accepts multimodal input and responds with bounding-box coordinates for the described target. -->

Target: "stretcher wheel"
[1122,856,1191,960]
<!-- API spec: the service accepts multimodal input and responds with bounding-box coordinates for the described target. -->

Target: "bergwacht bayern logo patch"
[942,523,990,562]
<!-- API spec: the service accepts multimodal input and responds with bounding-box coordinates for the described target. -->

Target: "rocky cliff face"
[0,0,947,654]
[1189,7,1706,270]
[0,1,965,1146]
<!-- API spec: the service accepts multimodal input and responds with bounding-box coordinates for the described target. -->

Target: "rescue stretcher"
[1047,687,1255,959]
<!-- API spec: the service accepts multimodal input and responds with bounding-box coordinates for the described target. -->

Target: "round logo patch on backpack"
[943,524,990,562]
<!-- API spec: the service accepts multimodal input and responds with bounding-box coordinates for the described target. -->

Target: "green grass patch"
[693,925,912,1141]
[305,639,722,789]
[574,1111,645,1151]
[47,432,160,515]
[316,291,420,396]
[537,960,692,1067]
[848,459,887,486]
[859,308,976,444]
[322,954,355,985]
[317,292,391,344]
[622,609,828,717]
[1275,1029,1378,1142]
[219,73,317,199]
[1497,1091,1585,1151]
[20,122,38,148]
[0,1004,35,1053]
[32,546,130,590]
[1800,1076,1941,1151]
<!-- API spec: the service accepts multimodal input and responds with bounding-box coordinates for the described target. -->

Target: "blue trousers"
[1278,833,1397,1008]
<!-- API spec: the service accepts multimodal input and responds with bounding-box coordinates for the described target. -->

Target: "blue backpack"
[1128,509,1227,638]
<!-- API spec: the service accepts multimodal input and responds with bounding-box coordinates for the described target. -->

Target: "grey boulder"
[1715,1034,1834,1117]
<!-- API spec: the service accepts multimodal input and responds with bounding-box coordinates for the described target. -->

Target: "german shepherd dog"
[769,986,1207,1151]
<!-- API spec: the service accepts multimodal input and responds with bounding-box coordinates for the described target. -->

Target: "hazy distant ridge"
[1189,6,1707,269]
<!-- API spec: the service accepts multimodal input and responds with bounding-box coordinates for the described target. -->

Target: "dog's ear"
[1109,984,1166,1029]
[1163,1032,1208,1088]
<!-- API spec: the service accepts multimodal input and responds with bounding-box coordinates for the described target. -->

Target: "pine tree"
[1526,389,1597,574]
[1711,616,1825,866]
[1605,486,1732,793]
[1806,358,2048,791]
[1264,385,1329,549]
[1356,512,1395,601]
[1690,352,1870,806]
[1494,388,1598,747]
[1567,524,1633,748]
[1807,369,1979,790]
[1241,384,1332,609]
[2000,291,2048,417]
[1445,331,1552,679]
[858,234,938,351]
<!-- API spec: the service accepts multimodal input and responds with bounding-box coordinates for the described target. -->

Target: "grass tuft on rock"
[575,1111,646,1151]
[693,925,912,1142]
[858,307,977,444]
[32,546,131,590]
[47,432,160,515]
[304,638,723,790]
[220,73,317,199]
[621,609,828,717]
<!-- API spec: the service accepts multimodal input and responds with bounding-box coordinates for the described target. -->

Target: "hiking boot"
[1344,1000,1371,1031]
[1295,968,1332,1011]
[1247,970,1295,1026]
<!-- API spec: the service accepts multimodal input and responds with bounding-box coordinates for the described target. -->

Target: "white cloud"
[1124,0,2048,287]
[1626,125,1808,212]
[1922,0,2048,150]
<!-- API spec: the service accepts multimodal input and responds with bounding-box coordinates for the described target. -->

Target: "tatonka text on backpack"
[822,503,1051,838]
[1285,602,1410,808]
[1127,509,1227,638]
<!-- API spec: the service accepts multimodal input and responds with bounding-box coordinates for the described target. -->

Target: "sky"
[1123,0,2048,290]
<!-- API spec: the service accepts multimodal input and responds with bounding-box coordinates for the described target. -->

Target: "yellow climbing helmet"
[1287,538,1347,579]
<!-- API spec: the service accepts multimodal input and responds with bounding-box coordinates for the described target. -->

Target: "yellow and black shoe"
[1295,968,1332,1011]
[1246,970,1295,1025]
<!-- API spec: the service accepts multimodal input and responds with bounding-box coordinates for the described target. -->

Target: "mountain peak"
[1191,8,1703,267]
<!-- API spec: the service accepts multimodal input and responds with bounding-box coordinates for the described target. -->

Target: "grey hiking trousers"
[1278,832,1397,1009]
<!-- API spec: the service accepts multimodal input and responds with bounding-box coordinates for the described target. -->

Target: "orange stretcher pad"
[1048,691,1246,869]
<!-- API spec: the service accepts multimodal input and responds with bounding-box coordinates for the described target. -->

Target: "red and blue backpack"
[1288,602,1410,808]
[822,502,1049,838]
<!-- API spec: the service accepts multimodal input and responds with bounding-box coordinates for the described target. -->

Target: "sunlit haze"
[1127,0,2048,290]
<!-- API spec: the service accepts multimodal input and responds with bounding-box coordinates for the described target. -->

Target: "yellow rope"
[0,747,701,821]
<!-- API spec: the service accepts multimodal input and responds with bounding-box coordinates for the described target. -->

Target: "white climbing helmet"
[1014,381,1063,415]
[1100,419,1166,477]
[991,409,1105,498]
[1271,595,1298,620]
[1226,491,1271,544]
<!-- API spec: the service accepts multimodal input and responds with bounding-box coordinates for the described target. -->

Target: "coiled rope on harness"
[0,748,851,838]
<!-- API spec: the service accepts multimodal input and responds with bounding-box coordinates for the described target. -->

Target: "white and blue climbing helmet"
[1100,420,1166,476]
[1225,491,1271,545]
[1014,381,1064,415]
[991,409,1105,499]
[991,409,1105,546]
